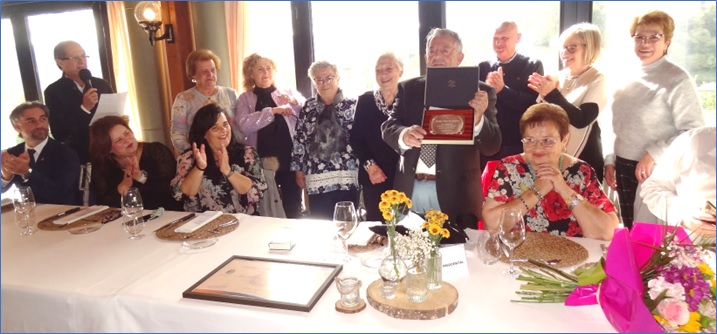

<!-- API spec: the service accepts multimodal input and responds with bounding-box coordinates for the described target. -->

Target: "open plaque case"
[183,256,342,312]
[422,66,480,144]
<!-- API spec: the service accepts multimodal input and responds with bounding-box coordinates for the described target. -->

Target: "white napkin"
[174,211,222,233]
[1,198,12,206]
[347,221,382,246]
[54,205,109,225]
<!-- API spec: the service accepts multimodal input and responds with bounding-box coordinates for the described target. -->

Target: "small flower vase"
[378,255,407,299]
[426,251,442,290]
[406,264,428,303]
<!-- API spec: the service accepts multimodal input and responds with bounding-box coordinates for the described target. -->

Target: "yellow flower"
[441,228,450,238]
[389,190,398,197]
[379,201,390,211]
[698,262,715,277]
[406,199,412,209]
[382,211,393,221]
[390,195,400,205]
[421,222,430,229]
[398,192,406,201]
[381,192,390,201]
[429,224,441,236]
[677,312,701,332]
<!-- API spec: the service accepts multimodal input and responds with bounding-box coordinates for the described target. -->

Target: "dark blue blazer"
[2,139,82,205]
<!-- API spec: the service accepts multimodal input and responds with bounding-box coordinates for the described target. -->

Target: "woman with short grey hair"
[290,60,359,220]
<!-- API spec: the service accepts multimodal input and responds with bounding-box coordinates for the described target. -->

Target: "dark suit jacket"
[381,76,501,226]
[350,91,399,187]
[1,139,82,205]
[44,74,114,164]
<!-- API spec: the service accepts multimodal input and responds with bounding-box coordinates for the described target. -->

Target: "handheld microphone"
[79,69,93,91]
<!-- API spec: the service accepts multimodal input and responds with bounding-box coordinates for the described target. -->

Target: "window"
[593,1,716,124]
[1,19,26,149]
[311,1,420,98]
[446,1,561,75]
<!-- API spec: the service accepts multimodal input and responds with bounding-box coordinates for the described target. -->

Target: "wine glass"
[333,201,358,263]
[498,208,526,277]
[121,187,145,240]
[13,186,37,236]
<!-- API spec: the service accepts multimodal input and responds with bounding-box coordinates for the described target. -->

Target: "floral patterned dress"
[171,144,267,214]
[486,154,615,237]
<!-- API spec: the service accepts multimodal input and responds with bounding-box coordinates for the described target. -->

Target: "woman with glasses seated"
[527,23,607,182]
[482,103,618,240]
[171,104,267,214]
[290,60,359,220]
[601,10,704,228]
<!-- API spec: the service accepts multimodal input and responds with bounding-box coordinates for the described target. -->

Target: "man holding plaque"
[479,21,543,168]
[382,28,501,228]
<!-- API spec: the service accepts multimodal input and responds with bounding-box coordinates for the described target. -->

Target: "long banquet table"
[2,204,615,332]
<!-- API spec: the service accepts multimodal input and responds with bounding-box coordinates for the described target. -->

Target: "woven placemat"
[37,208,122,231]
[348,234,387,254]
[155,214,239,241]
[2,202,14,214]
[498,232,588,268]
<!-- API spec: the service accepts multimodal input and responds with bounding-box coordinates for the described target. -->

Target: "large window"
[311,1,420,98]
[593,1,716,124]
[446,1,561,75]
[1,19,26,149]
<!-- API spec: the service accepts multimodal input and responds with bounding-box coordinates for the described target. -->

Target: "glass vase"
[378,255,407,299]
[426,252,442,290]
[406,264,428,303]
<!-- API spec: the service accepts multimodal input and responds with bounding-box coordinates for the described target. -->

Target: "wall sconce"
[134,1,174,46]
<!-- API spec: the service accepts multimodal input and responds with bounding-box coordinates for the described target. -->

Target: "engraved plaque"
[429,115,464,135]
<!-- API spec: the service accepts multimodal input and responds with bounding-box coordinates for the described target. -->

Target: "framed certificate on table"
[422,67,480,145]
[183,256,342,312]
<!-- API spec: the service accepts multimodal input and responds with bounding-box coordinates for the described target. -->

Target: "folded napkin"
[54,205,109,225]
[174,211,222,233]
[1,198,12,206]
[348,221,382,246]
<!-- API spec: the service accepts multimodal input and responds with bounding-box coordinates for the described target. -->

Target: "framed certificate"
[421,108,475,144]
[183,256,343,312]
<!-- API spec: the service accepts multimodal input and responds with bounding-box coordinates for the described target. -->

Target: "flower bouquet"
[378,190,412,260]
[513,222,716,332]
[423,209,450,289]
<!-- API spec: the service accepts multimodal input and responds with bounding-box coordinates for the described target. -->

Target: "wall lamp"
[134,1,174,46]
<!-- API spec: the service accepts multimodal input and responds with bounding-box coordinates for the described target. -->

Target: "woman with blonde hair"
[235,53,305,218]
[170,49,239,153]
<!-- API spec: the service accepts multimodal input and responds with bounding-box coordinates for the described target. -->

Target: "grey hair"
[308,60,339,79]
[377,52,404,71]
[10,101,49,126]
[425,28,463,53]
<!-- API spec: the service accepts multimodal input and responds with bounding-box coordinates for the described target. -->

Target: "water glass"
[13,186,37,236]
[476,230,501,265]
[121,187,145,240]
[498,209,526,277]
[335,276,362,307]
[333,201,358,263]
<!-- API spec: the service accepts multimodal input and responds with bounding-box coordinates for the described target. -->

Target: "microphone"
[79,69,93,91]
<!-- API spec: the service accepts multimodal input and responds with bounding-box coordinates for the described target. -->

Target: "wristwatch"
[567,193,585,210]
[21,168,32,181]
[363,159,375,171]
[135,170,148,184]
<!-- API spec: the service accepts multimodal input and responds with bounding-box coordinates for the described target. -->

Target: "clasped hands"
[527,72,559,97]
[118,155,142,195]
[1,150,30,180]
[531,163,569,198]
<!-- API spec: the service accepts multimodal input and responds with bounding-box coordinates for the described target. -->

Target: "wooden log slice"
[366,279,458,320]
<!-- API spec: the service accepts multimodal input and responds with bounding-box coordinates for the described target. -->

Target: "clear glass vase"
[426,252,442,290]
[406,264,428,303]
[378,255,407,299]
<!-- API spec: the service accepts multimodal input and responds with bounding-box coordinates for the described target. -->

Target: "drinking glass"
[498,208,526,277]
[13,186,37,236]
[121,187,145,240]
[333,201,358,263]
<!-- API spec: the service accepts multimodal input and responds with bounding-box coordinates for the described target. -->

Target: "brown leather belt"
[415,173,436,181]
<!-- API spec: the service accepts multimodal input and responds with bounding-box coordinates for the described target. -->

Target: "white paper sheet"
[90,92,128,125]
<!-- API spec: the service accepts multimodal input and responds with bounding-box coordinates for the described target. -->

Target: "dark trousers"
[308,189,358,220]
[615,156,639,229]
[362,181,393,222]
[275,170,302,219]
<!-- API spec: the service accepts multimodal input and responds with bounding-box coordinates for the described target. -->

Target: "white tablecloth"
[1,205,615,332]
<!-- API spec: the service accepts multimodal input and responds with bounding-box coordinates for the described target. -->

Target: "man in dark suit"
[1,102,82,205]
[44,40,114,164]
[479,21,543,169]
[382,28,501,229]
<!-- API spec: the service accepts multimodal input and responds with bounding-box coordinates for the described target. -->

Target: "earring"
[191,78,197,83]
[563,146,567,153]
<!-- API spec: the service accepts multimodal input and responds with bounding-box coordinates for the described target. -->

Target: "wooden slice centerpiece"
[366,279,458,320]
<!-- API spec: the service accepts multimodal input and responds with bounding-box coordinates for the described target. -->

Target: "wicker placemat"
[499,232,588,268]
[37,208,122,231]
[2,202,14,214]
[155,214,239,241]
[348,234,387,254]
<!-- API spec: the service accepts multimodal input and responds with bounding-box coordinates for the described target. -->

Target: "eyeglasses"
[255,66,273,73]
[632,33,664,45]
[313,76,335,85]
[60,55,90,62]
[561,44,585,53]
[521,137,560,147]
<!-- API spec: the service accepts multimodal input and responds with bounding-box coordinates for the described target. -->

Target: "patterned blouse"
[170,86,239,152]
[290,93,359,195]
[486,154,615,237]
[171,144,267,214]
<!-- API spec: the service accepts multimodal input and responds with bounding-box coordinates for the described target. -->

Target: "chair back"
[78,163,92,206]
[477,160,500,230]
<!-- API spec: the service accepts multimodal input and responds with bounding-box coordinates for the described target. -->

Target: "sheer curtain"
[225,2,249,92]
[106,2,142,139]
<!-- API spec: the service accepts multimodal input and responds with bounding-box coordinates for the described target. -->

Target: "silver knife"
[40,207,82,222]
[153,213,196,232]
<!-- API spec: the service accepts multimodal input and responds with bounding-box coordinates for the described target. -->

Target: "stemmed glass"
[498,208,526,277]
[13,186,37,236]
[333,201,358,263]
[121,187,145,240]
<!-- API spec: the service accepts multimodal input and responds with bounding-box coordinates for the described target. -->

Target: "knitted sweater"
[606,57,704,164]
